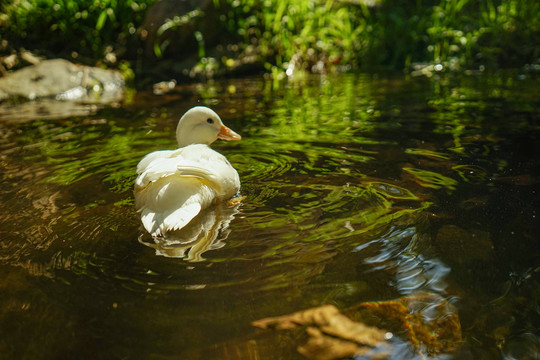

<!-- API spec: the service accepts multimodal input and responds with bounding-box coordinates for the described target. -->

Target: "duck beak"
[217,125,242,141]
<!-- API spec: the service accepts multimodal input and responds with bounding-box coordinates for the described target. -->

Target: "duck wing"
[136,146,231,190]
[134,144,239,236]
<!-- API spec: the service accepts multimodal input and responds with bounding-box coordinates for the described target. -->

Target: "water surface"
[0,72,539,359]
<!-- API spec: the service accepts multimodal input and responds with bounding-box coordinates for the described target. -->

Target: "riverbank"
[1,0,539,87]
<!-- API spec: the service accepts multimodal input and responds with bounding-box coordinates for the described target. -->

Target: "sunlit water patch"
[0,73,539,359]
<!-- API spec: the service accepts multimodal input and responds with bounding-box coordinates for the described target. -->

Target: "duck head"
[176,106,241,147]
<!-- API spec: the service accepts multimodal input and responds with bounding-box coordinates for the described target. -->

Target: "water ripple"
[356,226,450,295]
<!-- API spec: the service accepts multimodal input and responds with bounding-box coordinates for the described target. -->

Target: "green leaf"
[96,10,107,30]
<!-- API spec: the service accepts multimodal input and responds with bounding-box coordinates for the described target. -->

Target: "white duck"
[134,106,241,236]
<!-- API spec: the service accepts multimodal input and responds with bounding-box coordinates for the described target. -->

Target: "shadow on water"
[0,72,539,359]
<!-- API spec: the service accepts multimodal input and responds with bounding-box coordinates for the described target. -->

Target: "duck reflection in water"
[138,201,241,261]
[134,106,242,260]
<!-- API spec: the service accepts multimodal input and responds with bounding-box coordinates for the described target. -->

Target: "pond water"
[0,72,539,359]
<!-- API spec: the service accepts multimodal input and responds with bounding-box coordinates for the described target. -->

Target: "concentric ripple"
[0,91,438,295]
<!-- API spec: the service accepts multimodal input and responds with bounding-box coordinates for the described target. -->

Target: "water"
[0,72,539,359]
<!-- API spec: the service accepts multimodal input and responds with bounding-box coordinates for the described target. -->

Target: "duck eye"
[206,118,214,124]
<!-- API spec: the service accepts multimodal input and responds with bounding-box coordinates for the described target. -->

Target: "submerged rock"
[253,304,393,360]
[350,292,463,356]
[0,59,124,103]
[245,292,462,360]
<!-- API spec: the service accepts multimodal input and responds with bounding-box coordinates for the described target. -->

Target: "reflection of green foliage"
[403,167,458,190]
[452,165,488,184]
[256,74,382,143]
[17,116,171,193]
[222,75,384,182]
[405,148,449,160]
[366,181,419,200]
[229,180,432,264]
[196,75,439,270]
[426,73,539,157]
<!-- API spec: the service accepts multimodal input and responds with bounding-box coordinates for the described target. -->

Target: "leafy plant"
[1,0,156,62]
[214,0,375,73]
[214,0,540,74]
[425,0,540,69]
[1,0,538,73]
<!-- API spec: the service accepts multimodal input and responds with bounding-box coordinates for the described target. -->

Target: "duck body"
[134,107,241,236]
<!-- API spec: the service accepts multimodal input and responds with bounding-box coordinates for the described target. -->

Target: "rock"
[0,59,124,103]
[253,304,393,360]
[250,292,462,359]
[186,292,462,359]
[350,292,463,356]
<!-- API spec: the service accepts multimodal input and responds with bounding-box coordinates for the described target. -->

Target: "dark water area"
[0,72,539,359]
